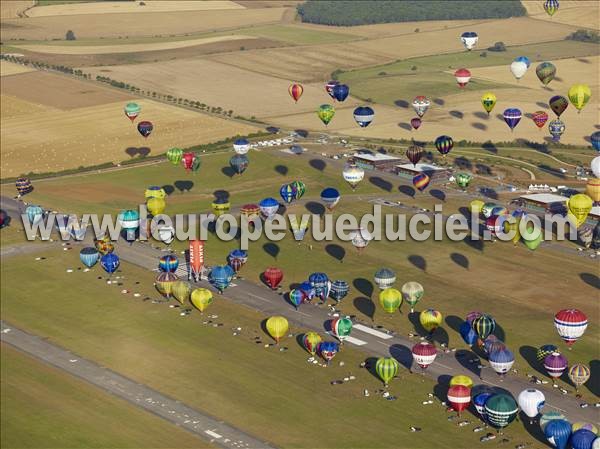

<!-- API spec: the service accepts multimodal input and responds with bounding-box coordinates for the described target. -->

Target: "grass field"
[0,344,212,449]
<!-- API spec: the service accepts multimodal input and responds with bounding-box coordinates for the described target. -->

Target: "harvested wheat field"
[1,94,59,119]
[0,60,37,76]
[522,0,599,30]
[0,0,32,19]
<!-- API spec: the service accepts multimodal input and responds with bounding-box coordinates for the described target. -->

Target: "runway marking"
[344,336,368,346]
[246,293,270,303]
[204,430,222,439]
[353,324,393,339]
[433,361,453,370]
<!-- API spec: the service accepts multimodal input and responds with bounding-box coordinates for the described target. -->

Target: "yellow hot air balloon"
[266,316,289,343]
[155,271,178,298]
[481,92,497,115]
[190,288,213,312]
[585,178,600,203]
[450,374,473,388]
[567,84,591,113]
[144,186,166,200]
[172,280,192,304]
[507,218,522,245]
[379,288,402,314]
[419,308,442,333]
[470,199,484,215]
[147,197,166,216]
[567,194,593,228]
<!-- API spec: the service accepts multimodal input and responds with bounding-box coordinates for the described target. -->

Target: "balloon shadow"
[536,101,549,109]
[389,343,413,370]
[445,315,463,334]
[353,277,373,298]
[449,110,464,119]
[323,319,333,333]
[162,184,175,196]
[174,180,193,193]
[519,345,545,377]
[588,360,600,396]
[408,311,428,337]
[454,156,472,170]
[274,165,288,176]
[353,297,375,321]
[369,176,392,192]
[429,189,445,202]
[325,243,345,262]
[125,146,150,157]
[580,273,600,289]
[213,190,230,201]
[365,356,381,383]
[294,129,309,138]
[455,349,482,377]
[309,159,326,172]
[432,327,449,347]
[479,186,497,199]
[266,126,279,134]
[263,242,280,260]
[305,201,325,216]
[473,111,489,120]
[394,99,409,108]
[433,98,445,106]
[522,413,547,445]
[472,122,487,130]
[433,375,451,402]
[408,255,426,272]
[463,237,484,252]
[398,185,415,198]
[481,142,498,153]
[221,166,236,178]
[450,252,469,270]
[475,164,493,177]
[295,333,308,352]
[398,122,412,131]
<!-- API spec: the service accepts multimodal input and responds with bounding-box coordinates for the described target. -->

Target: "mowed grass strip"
[0,344,212,449]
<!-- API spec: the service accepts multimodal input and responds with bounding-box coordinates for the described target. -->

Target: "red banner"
[189,240,204,279]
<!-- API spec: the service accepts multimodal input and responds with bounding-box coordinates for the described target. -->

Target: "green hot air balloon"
[167,147,183,165]
[401,281,424,313]
[472,314,495,341]
[455,173,472,190]
[376,357,400,387]
[292,180,306,200]
[171,280,192,305]
[124,102,141,122]
[317,104,335,126]
[379,288,402,313]
[522,223,542,250]
[331,317,352,343]
[485,394,518,429]
[536,62,556,87]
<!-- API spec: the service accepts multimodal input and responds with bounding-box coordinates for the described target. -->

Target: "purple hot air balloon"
[503,108,522,131]
[543,352,567,382]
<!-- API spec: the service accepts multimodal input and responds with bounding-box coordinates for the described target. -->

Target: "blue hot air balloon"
[329,280,349,302]
[353,106,375,128]
[309,272,329,301]
[332,84,349,102]
[544,419,571,449]
[259,197,279,220]
[209,265,234,293]
[472,392,493,418]
[228,249,248,265]
[288,289,305,309]
[320,187,341,211]
[570,429,596,449]
[503,108,522,131]
[299,281,316,300]
[514,56,531,68]
[25,205,44,225]
[159,254,179,272]
[79,247,99,268]
[591,131,600,152]
[279,183,297,204]
[100,253,120,274]
[319,341,339,363]
[233,138,250,155]
[459,321,479,345]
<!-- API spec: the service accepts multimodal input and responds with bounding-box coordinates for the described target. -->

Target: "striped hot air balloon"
[485,394,518,429]
[15,177,33,196]
[309,272,329,300]
[79,247,99,268]
[532,111,549,129]
[447,385,471,416]
[544,0,559,17]
[375,357,400,387]
[473,392,493,419]
[454,68,471,87]
[240,204,260,221]
[374,267,396,290]
[353,106,375,127]
[503,108,522,131]
[401,281,424,313]
[279,183,297,204]
[489,348,515,376]
[411,342,437,370]
[412,173,430,192]
[155,271,178,298]
[321,187,341,211]
[568,364,591,392]
[472,314,496,341]
[329,280,349,302]
[537,344,559,362]
[571,429,596,449]
[554,309,588,347]
[540,411,566,432]
[544,419,571,449]
[517,389,545,422]
[435,135,454,156]
[303,332,322,355]
[158,254,179,272]
[544,352,568,381]
[379,288,402,314]
[406,144,423,166]
[171,280,192,305]
[263,267,283,290]
[288,83,303,103]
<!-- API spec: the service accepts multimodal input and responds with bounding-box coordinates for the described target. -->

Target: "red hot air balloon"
[263,267,283,290]
[554,309,587,347]
[412,342,437,372]
[289,83,303,103]
[410,117,422,130]
[454,68,471,88]
[447,385,471,416]
[182,152,195,170]
[531,111,549,130]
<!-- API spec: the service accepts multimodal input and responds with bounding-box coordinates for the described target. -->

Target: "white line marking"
[344,336,368,346]
[295,310,311,317]
[433,361,453,370]
[246,293,270,302]
[205,430,222,439]
[353,324,393,339]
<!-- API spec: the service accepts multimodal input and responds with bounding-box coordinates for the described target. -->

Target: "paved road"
[0,321,275,449]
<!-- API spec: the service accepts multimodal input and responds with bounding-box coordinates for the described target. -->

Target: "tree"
[66,30,76,41]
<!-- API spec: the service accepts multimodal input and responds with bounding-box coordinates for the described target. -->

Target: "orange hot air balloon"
[289,83,304,103]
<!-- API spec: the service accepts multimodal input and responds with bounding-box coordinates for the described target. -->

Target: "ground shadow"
[519,345,545,377]
[266,126,279,134]
[398,122,412,131]
[522,413,547,445]
[518,139,551,154]
[394,99,409,108]
[213,190,230,201]
[450,252,469,270]
[274,165,288,176]
[463,236,484,252]
[536,101,549,109]
[454,156,472,169]
[433,98,445,106]
[429,189,445,202]
[353,297,375,320]
[408,255,426,272]
[455,349,481,377]
[588,360,600,396]
[471,122,487,130]
[309,159,326,171]
[125,147,150,158]
[408,311,428,337]
[479,186,497,199]
[365,357,382,384]
[389,344,413,370]
[295,333,307,353]
[162,185,175,196]
[325,244,345,262]
[294,129,309,138]
[473,111,489,120]
[174,180,193,193]
[579,273,599,289]
[433,375,452,402]
[353,277,374,298]
[475,164,493,177]
[449,110,464,119]
[263,242,280,260]
[398,185,415,198]
[305,201,325,216]
[221,166,236,178]
[369,176,392,192]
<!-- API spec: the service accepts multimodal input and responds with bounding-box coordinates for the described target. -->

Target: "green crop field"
[0,344,212,449]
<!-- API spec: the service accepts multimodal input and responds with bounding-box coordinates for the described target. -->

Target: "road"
[1,195,597,427]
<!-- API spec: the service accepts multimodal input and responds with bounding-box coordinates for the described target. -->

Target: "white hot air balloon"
[592,156,600,178]
[350,227,372,252]
[517,389,545,423]
[510,61,528,81]
[460,31,479,51]
[342,164,365,190]
[233,138,250,155]
[156,224,175,244]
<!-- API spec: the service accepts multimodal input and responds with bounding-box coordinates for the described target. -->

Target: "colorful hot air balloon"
[331,317,352,342]
[351,228,372,252]
[503,108,522,131]
[510,60,528,81]
[94,235,114,255]
[450,375,473,388]
[117,209,139,241]
[481,92,497,115]
[410,117,422,130]
[406,144,423,166]
[401,281,423,313]
[181,152,195,171]
[155,271,178,298]
[412,96,430,118]
[460,321,478,345]
[303,332,322,355]
[190,287,213,312]
[209,265,234,293]
[172,280,192,305]
[548,119,565,142]
[319,341,339,363]
[572,423,598,435]
[325,80,339,98]
[554,309,588,346]
[329,280,349,302]
[591,132,600,152]
[137,121,153,138]
[166,147,183,165]
[379,288,402,313]
[541,411,567,432]
[544,0,559,17]
[515,55,531,68]
[544,419,571,449]
[15,177,33,196]
[263,267,283,289]
[472,314,496,341]
[342,164,365,190]
[229,154,249,175]
[376,357,399,387]
[568,84,591,113]
[266,316,288,343]
[353,106,374,127]
[291,180,306,200]
[536,62,556,86]
[320,187,341,211]
[374,267,396,290]
[233,138,250,155]
[412,173,430,192]
[288,289,305,309]
[448,385,471,416]
[549,95,569,118]
[460,31,478,51]
[489,348,515,376]
[586,179,600,203]
[158,254,179,273]
[124,102,141,122]
[317,104,335,126]
[411,342,437,371]
[332,84,349,102]
[518,389,545,423]
[544,352,568,380]
[80,247,99,268]
[419,309,442,334]
[470,199,485,215]
[455,172,472,190]
[537,344,559,363]
[259,197,279,220]
[299,281,315,298]
[532,111,549,129]
[279,183,297,204]
[568,364,591,392]
[567,194,593,228]
[481,203,498,219]
[309,272,330,301]
[485,394,518,429]
[454,68,471,88]
[144,186,166,200]
[25,205,44,224]
[288,83,303,103]
[211,198,230,217]
[435,135,454,156]
[571,430,596,449]
[100,253,120,275]
[146,197,166,216]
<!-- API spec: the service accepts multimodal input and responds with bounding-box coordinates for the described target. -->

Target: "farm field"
[522,0,600,30]
[0,59,36,76]
[0,0,32,19]
[0,345,212,449]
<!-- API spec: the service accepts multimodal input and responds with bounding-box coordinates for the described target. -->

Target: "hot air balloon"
[233,138,250,155]
[288,83,303,102]
[518,389,545,423]
[166,147,183,165]
[459,321,478,345]
[489,348,515,376]
[351,227,372,252]
[460,31,478,51]
[592,133,600,152]
[485,394,518,429]
[158,254,179,272]
[541,411,567,432]
[472,314,496,341]
[545,419,571,449]
[515,55,531,68]
[288,289,305,309]
[342,164,365,190]
[435,135,454,156]
[376,357,399,387]
[319,341,339,364]
[181,152,195,171]
[568,364,591,392]
[412,173,430,192]
[317,104,335,126]
[470,200,485,215]
[332,84,349,102]
[410,117,422,130]
[25,205,44,224]
[266,316,288,343]
[144,186,166,200]
[481,92,497,115]
[308,272,329,299]
[554,309,588,347]
[544,0,559,17]
[15,177,33,196]
[290,219,308,241]
[298,281,315,300]
[537,344,559,363]
[568,84,591,113]
[379,288,402,313]
[209,265,234,293]
[190,287,213,312]
[100,253,120,275]
[137,121,153,138]
[455,172,472,190]
[544,352,568,381]
[510,60,528,81]
[329,280,349,302]
[406,144,423,166]
[548,119,565,142]
[211,198,230,217]
[571,429,596,449]
[503,108,522,131]
[259,197,279,221]
[146,197,166,216]
[320,187,341,211]
[291,181,306,200]
[483,336,506,357]
[263,267,283,290]
[172,280,192,305]
[473,392,493,419]
[374,267,396,289]
[80,247,99,268]
[331,317,352,343]
[586,179,600,204]
[549,95,568,118]
[536,62,556,86]
[240,204,261,222]
[155,271,177,298]
[227,249,248,273]
[156,224,175,245]
[522,222,543,250]
[191,155,201,173]
[572,423,598,435]
[412,96,430,118]
[567,194,593,228]
[593,157,600,177]
[117,209,139,241]
[448,385,471,416]
[124,102,141,122]
[325,80,339,98]
[450,375,473,388]
[454,68,471,88]
[229,154,249,175]
[94,235,114,255]
[303,332,322,355]
[411,341,437,371]
[420,309,442,334]
[279,183,297,204]
[353,106,374,127]
[401,281,423,312]
[532,111,549,129]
